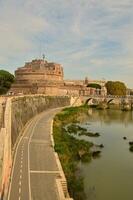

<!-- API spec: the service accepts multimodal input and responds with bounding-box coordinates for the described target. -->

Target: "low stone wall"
[0,98,6,130]
[0,98,12,199]
[0,95,70,199]
[0,128,5,196]
[0,103,3,129]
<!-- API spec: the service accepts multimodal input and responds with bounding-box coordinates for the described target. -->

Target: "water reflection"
[88,186,96,199]
[88,108,133,126]
[80,109,133,200]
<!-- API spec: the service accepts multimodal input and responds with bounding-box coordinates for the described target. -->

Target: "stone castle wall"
[15,72,63,82]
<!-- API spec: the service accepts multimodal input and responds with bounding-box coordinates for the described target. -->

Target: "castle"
[11,59,107,96]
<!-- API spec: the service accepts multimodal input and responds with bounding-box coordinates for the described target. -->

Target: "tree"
[105,81,127,96]
[87,83,101,89]
[0,70,14,94]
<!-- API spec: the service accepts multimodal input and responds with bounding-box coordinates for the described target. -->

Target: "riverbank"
[53,105,101,200]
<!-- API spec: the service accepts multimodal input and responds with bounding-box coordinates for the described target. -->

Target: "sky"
[0,0,133,87]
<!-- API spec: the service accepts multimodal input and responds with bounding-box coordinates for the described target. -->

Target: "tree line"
[0,70,14,95]
[87,81,127,96]
[105,81,127,96]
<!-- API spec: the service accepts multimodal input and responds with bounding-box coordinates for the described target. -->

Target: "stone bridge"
[79,95,133,106]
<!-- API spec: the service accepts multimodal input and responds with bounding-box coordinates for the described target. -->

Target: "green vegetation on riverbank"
[53,105,100,200]
[129,141,133,152]
[66,123,100,137]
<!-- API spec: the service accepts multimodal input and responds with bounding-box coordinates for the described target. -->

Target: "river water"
[79,108,133,200]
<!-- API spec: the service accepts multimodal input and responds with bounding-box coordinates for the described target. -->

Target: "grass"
[53,105,100,200]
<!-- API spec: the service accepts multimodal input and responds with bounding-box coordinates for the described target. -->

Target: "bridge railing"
[80,94,133,99]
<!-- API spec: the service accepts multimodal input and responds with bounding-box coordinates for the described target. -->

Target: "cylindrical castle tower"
[15,59,64,84]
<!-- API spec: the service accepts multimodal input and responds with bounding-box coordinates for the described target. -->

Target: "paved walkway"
[8,108,62,200]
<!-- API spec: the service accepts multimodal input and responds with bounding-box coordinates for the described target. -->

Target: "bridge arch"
[85,98,93,104]
[107,99,114,104]
[85,98,99,105]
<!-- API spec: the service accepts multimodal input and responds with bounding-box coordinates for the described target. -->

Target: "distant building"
[10,59,107,96]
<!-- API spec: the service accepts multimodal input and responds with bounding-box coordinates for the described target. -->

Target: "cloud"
[0,0,51,64]
[0,0,133,87]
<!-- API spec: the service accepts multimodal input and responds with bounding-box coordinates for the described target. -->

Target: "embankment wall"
[11,95,70,147]
[0,95,70,199]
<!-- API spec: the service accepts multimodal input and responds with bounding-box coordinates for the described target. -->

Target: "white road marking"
[19,180,22,186]
[20,169,22,173]
[19,187,21,194]
[19,196,21,200]
[20,174,22,179]
[30,170,59,174]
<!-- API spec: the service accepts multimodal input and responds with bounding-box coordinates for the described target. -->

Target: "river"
[79,108,133,200]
